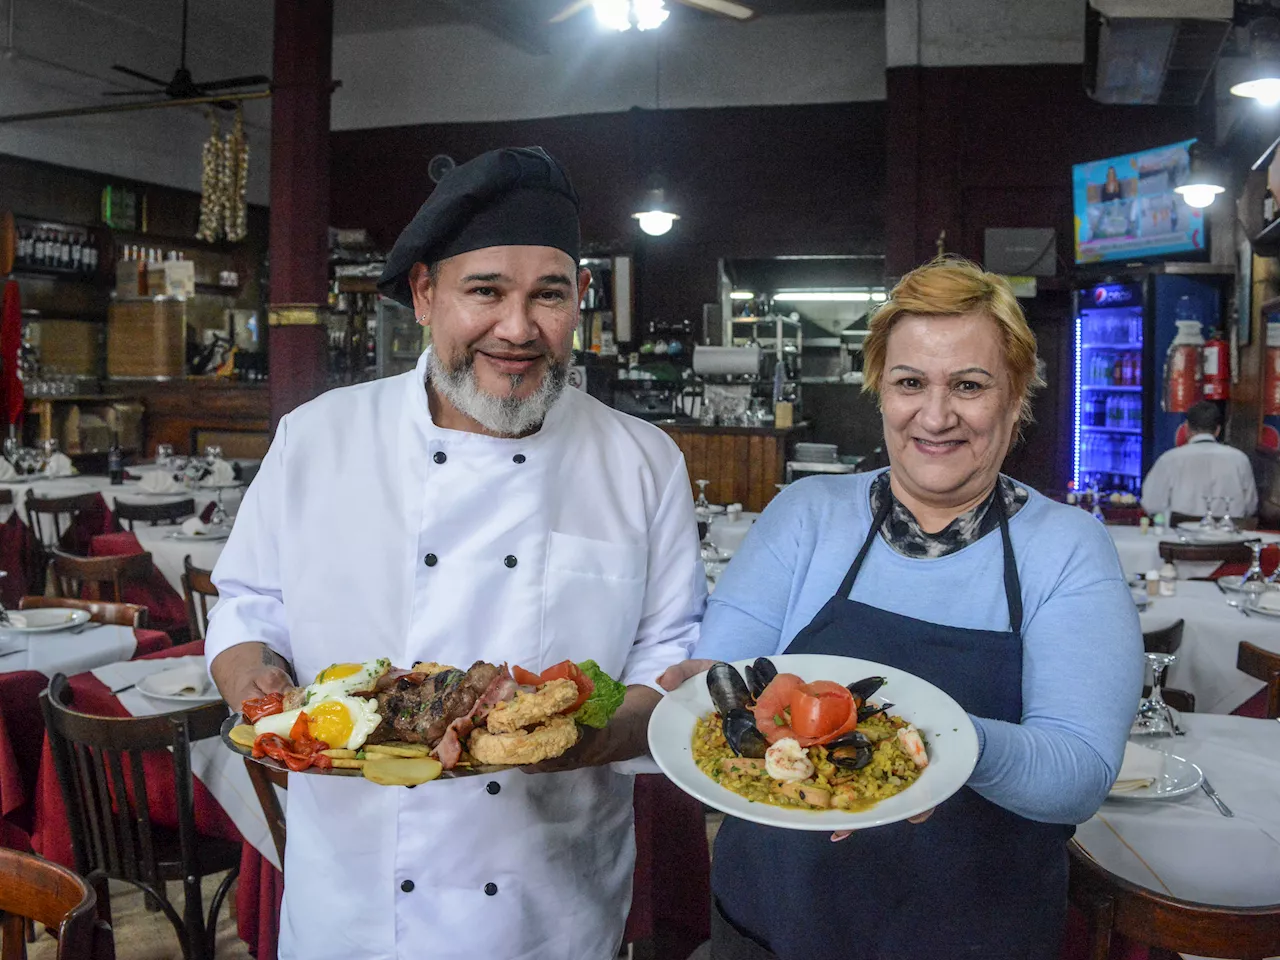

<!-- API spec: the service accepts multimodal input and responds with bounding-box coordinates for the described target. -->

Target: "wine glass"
[1241,540,1268,604]
[203,444,223,466]
[1130,652,1178,738]
[155,443,174,469]
[2,436,17,464]
[1198,496,1217,532]
[694,479,712,514]
[1216,497,1236,533]
[209,487,231,527]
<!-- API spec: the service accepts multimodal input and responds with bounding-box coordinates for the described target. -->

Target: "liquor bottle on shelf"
[108,433,124,486]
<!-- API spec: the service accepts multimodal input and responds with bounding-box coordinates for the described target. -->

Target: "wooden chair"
[1158,688,1195,714]
[22,492,100,548]
[0,847,113,960]
[113,498,195,531]
[1068,840,1280,960]
[1142,620,1184,655]
[180,557,217,642]
[1237,641,1280,719]
[1158,540,1256,567]
[242,759,287,868]
[49,550,154,604]
[0,488,11,506]
[39,674,240,960]
[1169,511,1259,531]
[19,596,149,629]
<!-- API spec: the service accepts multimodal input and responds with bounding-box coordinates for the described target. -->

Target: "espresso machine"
[692,345,772,424]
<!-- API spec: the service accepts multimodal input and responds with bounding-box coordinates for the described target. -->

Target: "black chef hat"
[377,146,581,308]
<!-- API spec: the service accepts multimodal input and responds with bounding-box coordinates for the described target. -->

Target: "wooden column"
[267,0,333,431]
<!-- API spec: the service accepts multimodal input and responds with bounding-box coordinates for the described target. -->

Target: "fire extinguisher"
[1202,327,1230,401]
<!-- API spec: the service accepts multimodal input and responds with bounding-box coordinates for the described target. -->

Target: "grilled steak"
[373,661,502,746]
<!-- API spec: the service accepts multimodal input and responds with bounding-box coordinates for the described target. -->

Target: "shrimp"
[896,724,929,769]
[764,737,815,782]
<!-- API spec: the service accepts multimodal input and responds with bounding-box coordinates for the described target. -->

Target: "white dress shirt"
[1140,433,1258,518]
[205,350,705,960]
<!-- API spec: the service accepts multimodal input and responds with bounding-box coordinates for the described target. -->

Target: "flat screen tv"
[1072,139,1205,265]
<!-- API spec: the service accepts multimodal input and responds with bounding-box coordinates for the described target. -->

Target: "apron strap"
[839,477,1025,640]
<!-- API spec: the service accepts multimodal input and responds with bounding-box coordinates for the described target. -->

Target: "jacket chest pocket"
[541,532,647,676]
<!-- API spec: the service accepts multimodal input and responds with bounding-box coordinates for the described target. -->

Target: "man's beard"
[427,347,568,437]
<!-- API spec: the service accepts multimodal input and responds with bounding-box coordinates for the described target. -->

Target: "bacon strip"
[432,667,519,768]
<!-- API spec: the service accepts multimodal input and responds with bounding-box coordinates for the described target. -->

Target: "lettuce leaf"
[573,660,626,729]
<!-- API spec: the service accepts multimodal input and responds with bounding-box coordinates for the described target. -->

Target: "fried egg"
[303,658,391,704]
[253,695,383,751]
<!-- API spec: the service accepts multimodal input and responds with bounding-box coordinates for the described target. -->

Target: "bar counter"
[123,378,270,460]
[656,421,811,512]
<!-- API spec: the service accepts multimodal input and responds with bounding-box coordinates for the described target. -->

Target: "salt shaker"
[1145,569,1160,597]
[1158,562,1177,597]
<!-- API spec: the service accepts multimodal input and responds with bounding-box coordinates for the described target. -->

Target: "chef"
[207,146,705,960]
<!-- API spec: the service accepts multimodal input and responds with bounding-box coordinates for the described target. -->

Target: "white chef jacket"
[1140,433,1258,518]
[205,349,705,960]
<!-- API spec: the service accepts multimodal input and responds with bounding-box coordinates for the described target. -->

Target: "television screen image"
[1073,139,1204,264]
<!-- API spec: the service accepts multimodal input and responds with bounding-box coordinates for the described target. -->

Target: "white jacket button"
[486,781,500,795]
[401,880,414,893]
[504,555,517,568]
[484,882,498,896]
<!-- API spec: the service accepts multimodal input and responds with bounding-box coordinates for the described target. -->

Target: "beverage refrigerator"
[1072,271,1231,496]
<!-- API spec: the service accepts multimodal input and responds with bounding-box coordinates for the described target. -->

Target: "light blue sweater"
[694,470,1145,824]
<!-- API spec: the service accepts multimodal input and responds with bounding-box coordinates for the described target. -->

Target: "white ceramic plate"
[648,654,979,832]
[0,608,91,635]
[1174,523,1250,543]
[1214,575,1278,595]
[1106,750,1203,801]
[135,670,224,704]
[166,527,232,542]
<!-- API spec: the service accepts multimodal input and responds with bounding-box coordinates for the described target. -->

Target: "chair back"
[1157,540,1255,566]
[50,550,154,603]
[1237,641,1280,719]
[1159,688,1195,713]
[0,847,111,960]
[19,596,149,629]
[242,759,287,866]
[39,675,229,898]
[180,557,217,642]
[23,491,100,547]
[1068,840,1280,959]
[1142,619,1184,655]
[0,488,11,506]
[114,499,195,531]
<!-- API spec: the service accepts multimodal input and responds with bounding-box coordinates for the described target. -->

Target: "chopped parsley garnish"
[773,714,785,726]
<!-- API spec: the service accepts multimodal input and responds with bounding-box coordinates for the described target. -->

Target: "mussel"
[723,707,768,758]
[847,676,886,704]
[826,730,874,770]
[744,657,778,700]
[858,700,893,723]
[708,662,752,716]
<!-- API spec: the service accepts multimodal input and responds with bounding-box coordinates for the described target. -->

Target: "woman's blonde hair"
[862,256,1045,427]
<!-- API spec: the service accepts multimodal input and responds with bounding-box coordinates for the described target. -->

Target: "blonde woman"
[662,257,1142,960]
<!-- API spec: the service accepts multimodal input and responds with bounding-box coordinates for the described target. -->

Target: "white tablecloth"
[1138,580,1280,714]
[0,623,136,677]
[1076,715,1280,913]
[90,656,282,871]
[130,524,228,595]
[1108,524,1280,580]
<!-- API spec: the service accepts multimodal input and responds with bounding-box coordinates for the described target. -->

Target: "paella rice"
[692,710,925,811]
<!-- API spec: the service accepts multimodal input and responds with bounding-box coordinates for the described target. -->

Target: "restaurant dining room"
[2,0,1280,958]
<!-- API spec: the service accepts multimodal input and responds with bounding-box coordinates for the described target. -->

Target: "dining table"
[1073,714,1280,959]
[1108,523,1280,580]
[129,521,229,594]
[1137,580,1280,714]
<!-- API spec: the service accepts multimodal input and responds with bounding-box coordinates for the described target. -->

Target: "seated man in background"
[1141,401,1257,519]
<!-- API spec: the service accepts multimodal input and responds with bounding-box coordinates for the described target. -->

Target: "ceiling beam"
[437,0,550,56]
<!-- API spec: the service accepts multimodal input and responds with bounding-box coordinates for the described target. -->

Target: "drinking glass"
[41,438,58,460]
[1199,496,1217,531]
[694,479,711,514]
[2,436,17,464]
[203,444,223,465]
[156,443,174,469]
[1241,540,1268,603]
[1130,652,1177,738]
[1216,497,1236,533]
[209,487,231,527]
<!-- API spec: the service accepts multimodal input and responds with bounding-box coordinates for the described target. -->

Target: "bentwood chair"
[1142,620,1184,656]
[40,675,240,960]
[49,550,154,604]
[0,847,114,960]
[180,556,217,642]
[114,498,196,531]
[1068,840,1280,960]
[1170,511,1259,531]
[23,492,100,548]
[1157,540,1256,568]
[19,596,149,629]
[242,759,287,867]
[1237,641,1280,719]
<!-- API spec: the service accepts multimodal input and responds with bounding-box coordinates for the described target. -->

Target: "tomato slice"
[534,660,595,713]
[789,682,854,740]
[752,673,806,743]
[241,692,284,723]
[512,665,542,686]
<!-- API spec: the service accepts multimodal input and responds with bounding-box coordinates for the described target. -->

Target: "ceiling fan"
[549,0,756,27]
[105,0,270,105]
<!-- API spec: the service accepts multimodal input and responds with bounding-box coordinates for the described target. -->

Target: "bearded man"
[207,146,704,960]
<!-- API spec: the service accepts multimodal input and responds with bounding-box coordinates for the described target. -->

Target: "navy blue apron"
[710,488,1073,960]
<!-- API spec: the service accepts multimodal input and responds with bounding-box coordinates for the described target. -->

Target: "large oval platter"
[648,654,979,831]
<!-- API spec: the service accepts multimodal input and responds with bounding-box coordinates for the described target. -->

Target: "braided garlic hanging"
[225,108,249,243]
[196,111,223,243]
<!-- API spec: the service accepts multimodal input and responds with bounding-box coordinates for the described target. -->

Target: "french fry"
[362,757,443,786]
[322,748,358,759]
[228,725,257,748]
[365,743,431,758]
[328,758,367,770]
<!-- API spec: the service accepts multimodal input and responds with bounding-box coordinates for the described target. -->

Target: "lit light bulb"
[634,210,678,236]
[593,0,632,31]
[1173,183,1225,209]
[730,291,755,300]
[634,0,669,30]
[1231,77,1280,107]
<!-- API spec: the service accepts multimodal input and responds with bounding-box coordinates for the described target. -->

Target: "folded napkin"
[42,452,74,478]
[138,471,186,495]
[0,459,16,482]
[144,662,211,697]
[1110,742,1165,793]
[207,458,236,485]
[180,516,210,536]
